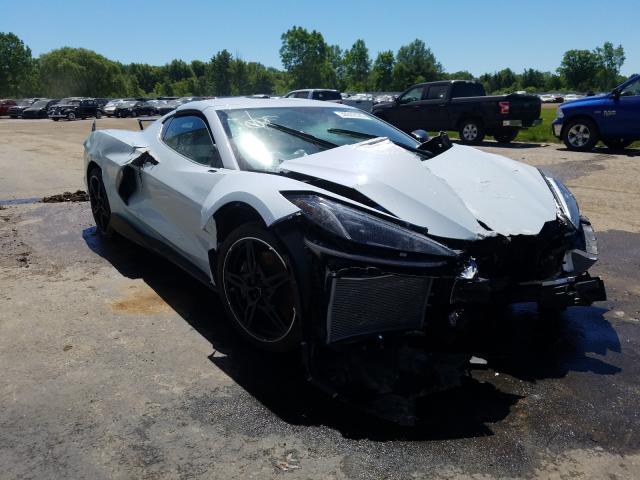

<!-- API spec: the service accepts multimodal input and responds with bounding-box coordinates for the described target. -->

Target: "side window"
[398,86,424,104]
[294,91,309,99]
[620,78,640,97]
[426,85,448,100]
[162,115,222,167]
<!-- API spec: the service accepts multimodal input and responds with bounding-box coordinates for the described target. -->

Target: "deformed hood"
[278,139,557,241]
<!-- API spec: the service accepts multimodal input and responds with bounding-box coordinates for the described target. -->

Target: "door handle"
[207,169,217,173]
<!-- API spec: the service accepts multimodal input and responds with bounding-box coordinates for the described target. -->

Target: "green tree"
[343,39,370,91]
[38,47,127,97]
[392,39,443,90]
[279,26,334,89]
[208,49,233,96]
[558,49,601,91]
[444,70,475,81]
[520,68,546,90]
[327,44,344,90]
[0,32,36,96]
[595,42,625,90]
[370,50,395,91]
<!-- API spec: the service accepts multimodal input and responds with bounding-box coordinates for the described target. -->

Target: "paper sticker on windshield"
[334,111,370,120]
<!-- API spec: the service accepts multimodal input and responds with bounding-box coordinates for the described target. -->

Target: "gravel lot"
[1,118,639,479]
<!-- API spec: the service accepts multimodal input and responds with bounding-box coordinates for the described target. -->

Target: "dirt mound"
[42,190,89,203]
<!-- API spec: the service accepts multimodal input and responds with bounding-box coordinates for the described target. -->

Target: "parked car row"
[0,96,212,121]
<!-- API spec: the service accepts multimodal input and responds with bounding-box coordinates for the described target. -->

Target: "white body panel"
[83,98,560,284]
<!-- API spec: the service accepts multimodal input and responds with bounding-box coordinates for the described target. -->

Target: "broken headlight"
[543,175,580,229]
[285,193,456,257]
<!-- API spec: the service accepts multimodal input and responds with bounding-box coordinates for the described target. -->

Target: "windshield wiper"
[266,122,337,149]
[327,128,377,140]
[327,128,433,159]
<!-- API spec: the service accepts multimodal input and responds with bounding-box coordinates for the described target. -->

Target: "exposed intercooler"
[326,274,432,343]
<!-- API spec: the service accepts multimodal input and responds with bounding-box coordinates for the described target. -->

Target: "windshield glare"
[217,106,419,172]
[31,100,49,108]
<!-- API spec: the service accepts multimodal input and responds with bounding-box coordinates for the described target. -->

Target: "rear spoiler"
[138,118,156,131]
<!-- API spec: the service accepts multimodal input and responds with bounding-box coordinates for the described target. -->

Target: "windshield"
[30,100,49,108]
[119,101,137,107]
[17,99,33,106]
[105,100,121,107]
[217,106,419,172]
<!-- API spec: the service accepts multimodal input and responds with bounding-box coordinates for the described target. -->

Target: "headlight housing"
[284,193,456,257]
[556,108,564,119]
[543,174,580,228]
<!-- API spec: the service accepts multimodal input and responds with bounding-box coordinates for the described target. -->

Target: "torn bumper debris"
[280,211,606,346]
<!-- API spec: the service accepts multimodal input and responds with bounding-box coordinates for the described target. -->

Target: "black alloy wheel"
[88,168,114,236]
[218,224,301,351]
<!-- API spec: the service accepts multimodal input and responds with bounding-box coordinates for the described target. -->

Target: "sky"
[1,0,637,76]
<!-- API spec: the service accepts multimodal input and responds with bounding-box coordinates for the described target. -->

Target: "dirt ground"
[1,117,639,479]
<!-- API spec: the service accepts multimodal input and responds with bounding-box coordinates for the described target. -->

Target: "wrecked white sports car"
[84,98,606,352]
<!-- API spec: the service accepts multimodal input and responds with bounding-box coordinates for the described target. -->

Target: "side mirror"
[611,88,620,100]
[411,129,429,143]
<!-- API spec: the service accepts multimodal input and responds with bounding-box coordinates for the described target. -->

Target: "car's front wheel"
[562,118,598,151]
[459,119,485,144]
[88,167,114,237]
[216,223,301,351]
[67,112,76,121]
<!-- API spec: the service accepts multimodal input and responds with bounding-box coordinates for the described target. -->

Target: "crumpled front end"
[274,199,605,347]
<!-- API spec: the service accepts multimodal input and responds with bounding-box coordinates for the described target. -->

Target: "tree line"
[0,28,628,99]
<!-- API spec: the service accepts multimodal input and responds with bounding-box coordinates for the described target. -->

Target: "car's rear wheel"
[459,119,485,144]
[217,223,301,352]
[88,167,114,237]
[67,112,76,121]
[95,110,102,119]
[493,128,518,144]
[52,118,59,121]
[603,138,632,151]
[562,118,598,151]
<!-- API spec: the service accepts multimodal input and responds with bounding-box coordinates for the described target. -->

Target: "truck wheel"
[459,119,485,144]
[603,139,632,151]
[562,118,598,151]
[493,128,518,144]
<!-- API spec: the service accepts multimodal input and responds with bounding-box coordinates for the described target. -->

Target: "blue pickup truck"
[552,74,640,151]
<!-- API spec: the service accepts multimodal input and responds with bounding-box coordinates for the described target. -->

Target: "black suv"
[48,98,103,121]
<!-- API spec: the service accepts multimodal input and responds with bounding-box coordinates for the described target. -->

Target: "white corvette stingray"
[84,98,605,351]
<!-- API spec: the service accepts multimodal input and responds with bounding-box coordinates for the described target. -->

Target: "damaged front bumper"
[285,216,606,346]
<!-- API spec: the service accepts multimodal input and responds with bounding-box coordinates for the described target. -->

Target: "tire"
[216,223,302,352]
[493,128,518,144]
[87,167,114,237]
[67,112,76,121]
[459,119,485,144]
[562,118,599,151]
[130,110,136,118]
[95,110,102,119]
[52,118,59,121]
[603,138,632,151]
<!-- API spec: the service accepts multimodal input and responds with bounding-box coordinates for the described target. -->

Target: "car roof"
[176,97,355,112]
